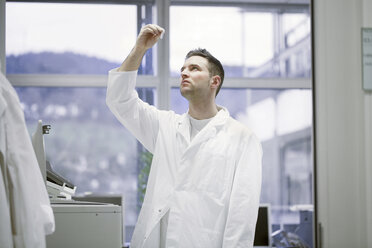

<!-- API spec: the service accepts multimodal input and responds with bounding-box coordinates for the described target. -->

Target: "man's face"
[180,56,212,100]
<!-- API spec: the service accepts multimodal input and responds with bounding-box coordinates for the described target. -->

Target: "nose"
[181,69,189,79]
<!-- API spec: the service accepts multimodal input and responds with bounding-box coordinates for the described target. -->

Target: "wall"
[314,0,372,247]
[362,1,372,247]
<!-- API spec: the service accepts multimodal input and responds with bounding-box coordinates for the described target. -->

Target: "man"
[106,24,262,248]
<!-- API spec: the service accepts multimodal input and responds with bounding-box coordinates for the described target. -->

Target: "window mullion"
[7,74,158,87]
[0,0,5,75]
[155,0,170,110]
[169,77,312,89]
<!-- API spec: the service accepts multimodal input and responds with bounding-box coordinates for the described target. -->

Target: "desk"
[46,204,122,248]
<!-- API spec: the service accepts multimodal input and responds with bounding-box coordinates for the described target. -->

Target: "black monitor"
[254,204,271,247]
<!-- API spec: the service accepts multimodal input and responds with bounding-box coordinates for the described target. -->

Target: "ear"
[210,75,221,91]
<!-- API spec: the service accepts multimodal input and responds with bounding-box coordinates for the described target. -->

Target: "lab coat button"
[158,209,161,212]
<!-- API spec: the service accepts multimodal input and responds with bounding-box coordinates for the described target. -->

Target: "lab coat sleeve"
[106,69,160,153]
[222,134,263,248]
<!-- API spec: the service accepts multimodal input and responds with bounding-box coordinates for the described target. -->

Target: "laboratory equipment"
[31,120,124,248]
[46,203,122,248]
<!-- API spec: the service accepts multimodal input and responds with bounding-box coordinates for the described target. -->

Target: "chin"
[180,88,190,99]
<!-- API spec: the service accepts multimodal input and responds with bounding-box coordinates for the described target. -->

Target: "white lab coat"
[106,70,262,248]
[0,94,13,248]
[0,72,55,248]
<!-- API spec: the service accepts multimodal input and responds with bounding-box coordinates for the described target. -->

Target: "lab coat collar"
[176,106,230,145]
[177,114,191,144]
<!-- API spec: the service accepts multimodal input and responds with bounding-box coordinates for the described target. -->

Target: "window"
[5,1,155,243]
[170,1,313,246]
[3,0,314,246]
[170,5,310,78]
[6,2,138,74]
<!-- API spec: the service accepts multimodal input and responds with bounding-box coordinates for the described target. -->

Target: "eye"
[191,66,198,71]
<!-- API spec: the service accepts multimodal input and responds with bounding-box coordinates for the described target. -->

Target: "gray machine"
[46,203,122,248]
[32,121,124,248]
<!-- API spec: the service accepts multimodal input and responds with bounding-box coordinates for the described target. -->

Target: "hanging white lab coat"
[0,72,55,248]
[0,92,13,248]
[107,70,262,248]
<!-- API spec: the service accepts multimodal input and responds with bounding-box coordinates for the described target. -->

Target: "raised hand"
[118,24,165,72]
[135,24,165,50]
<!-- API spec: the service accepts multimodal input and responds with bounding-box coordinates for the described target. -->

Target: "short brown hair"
[185,48,224,96]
